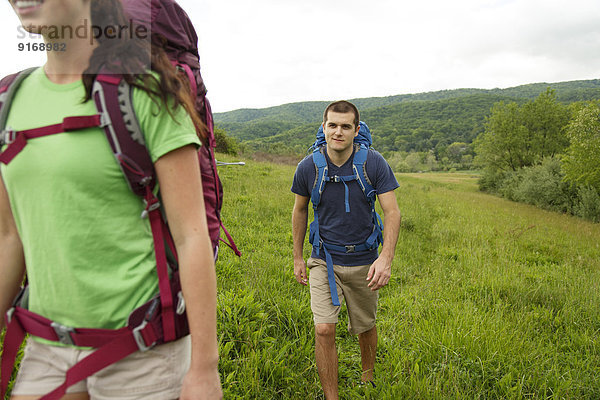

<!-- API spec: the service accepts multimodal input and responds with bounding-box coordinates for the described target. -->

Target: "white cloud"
[0,0,598,111]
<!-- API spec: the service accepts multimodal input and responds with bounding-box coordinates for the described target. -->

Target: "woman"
[0,0,222,398]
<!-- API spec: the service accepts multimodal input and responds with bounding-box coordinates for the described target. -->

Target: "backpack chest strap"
[0,115,103,164]
[325,174,357,213]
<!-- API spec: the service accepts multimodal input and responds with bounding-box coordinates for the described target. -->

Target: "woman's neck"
[43,37,97,84]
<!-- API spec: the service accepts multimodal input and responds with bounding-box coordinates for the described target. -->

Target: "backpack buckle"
[6,307,15,324]
[0,128,16,146]
[345,245,356,253]
[133,320,157,352]
[51,322,75,345]
[176,291,186,315]
[141,197,161,219]
[332,175,341,183]
[99,112,110,128]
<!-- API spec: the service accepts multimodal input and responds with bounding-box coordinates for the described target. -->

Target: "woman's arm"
[154,145,222,400]
[0,175,26,329]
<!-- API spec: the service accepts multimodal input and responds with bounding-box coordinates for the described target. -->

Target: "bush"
[394,160,411,173]
[481,158,586,218]
[497,170,522,201]
[512,158,572,212]
[478,168,507,193]
[574,186,600,222]
[214,127,239,155]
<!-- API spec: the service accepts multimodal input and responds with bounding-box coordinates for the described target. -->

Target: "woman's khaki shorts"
[307,257,378,335]
[11,335,191,400]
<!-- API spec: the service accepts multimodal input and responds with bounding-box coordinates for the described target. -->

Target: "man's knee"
[315,323,336,340]
[357,324,377,338]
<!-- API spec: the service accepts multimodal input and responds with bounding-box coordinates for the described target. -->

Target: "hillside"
[214,79,600,153]
[214,79,600,124]
[243,94,519,154]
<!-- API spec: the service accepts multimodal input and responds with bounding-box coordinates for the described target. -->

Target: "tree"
[425,152,438,171]
[474,90,571,174]
[405,152,422,172]
[562,102,600,191]
[446,142,469,163]
[474,101,529,172]
[521,88,570,160]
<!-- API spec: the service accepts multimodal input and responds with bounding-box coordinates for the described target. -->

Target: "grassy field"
[215,156,600,399]
[2,157,598,399]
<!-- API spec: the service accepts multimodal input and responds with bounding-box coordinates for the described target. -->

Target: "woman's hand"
[180,368,223,400]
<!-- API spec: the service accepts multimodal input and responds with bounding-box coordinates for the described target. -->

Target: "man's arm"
[292,194,310,285]
[367,190,401,291]
[0,175,26,329]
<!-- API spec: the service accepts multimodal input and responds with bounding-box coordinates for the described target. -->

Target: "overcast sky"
[1,0,599,112]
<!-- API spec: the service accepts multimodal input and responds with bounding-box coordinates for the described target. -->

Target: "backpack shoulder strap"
[353,145,383,249]
[311,145,328,208]
[92,73,156,198]
[92,72,178,342]
[0,68,38,133]
[352,144,376,205]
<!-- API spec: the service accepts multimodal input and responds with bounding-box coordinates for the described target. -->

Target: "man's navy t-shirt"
[291,147,399,266]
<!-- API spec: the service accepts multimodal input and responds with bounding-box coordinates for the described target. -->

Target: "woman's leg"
[12,393,90,400]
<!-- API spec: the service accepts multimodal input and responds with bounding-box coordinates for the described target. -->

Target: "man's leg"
[358,325,377,382]
[315,323,338,400]
[343,263,379,383]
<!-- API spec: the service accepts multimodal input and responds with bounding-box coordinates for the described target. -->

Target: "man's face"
[323,111,359,154]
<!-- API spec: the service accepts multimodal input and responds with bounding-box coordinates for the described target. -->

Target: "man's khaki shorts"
[307,257,378,335]
[11,335,191,399]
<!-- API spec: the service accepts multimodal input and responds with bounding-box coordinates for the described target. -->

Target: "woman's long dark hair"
[82,0,207,142]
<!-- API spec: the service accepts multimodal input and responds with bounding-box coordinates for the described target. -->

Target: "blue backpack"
[308,122,384,306]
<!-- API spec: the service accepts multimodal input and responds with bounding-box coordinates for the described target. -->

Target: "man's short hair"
[323,100,360,129]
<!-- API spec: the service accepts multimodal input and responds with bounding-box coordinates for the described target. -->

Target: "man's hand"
[366,190,400,291]
[294,258,308,285]
[292,194,310,286]
[366,256,392,291]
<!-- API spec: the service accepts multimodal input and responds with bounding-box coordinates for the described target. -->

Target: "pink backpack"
[122,0,240,257]
[0,1,237,398]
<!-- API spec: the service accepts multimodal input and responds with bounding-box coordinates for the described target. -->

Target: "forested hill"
[214,79,600,154]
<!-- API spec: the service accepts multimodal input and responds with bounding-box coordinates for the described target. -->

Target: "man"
[291,100,401,399]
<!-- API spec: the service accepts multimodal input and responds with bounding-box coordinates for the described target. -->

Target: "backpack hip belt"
[1,271,188,400]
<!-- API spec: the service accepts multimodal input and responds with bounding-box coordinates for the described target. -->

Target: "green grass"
[2,161,598,399]
[215,158,600,399]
